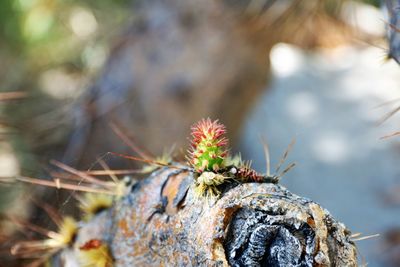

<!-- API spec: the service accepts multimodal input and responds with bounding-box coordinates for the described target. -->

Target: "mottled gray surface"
[240,44,400,267]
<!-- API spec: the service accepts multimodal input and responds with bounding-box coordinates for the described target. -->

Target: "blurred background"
[0,0,399,266]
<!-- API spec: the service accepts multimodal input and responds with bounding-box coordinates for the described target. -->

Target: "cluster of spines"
[9,194,115,266]
[78,193,114,221]
[188,118,229,172]
[10,160,125,265]
[10,215,78,265]
[236,162,264,183]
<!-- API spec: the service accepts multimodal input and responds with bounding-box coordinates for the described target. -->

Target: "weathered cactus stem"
[58,167,357,266]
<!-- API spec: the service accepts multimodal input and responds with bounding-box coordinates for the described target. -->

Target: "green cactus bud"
[188,118,229,172]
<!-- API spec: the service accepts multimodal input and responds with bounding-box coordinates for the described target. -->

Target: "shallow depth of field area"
[0,0,399,266]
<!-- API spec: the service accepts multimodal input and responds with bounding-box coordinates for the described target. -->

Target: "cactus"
[8,118,360,266]
[188,118,229,172]
[10,216,78,263]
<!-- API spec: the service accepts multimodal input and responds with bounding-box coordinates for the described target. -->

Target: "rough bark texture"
[59,167,357,266]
